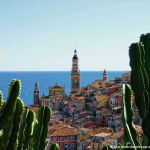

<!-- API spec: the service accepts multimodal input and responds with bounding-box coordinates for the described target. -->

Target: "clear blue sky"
[0,0,150,71]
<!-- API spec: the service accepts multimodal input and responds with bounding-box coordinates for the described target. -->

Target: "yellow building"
[40,84,65,110]
[96,95,109,108]
[49,85,65,97]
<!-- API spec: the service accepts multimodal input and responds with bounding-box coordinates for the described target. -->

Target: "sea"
[0,71,127,106]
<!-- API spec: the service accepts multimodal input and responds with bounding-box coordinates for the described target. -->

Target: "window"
[71,135,75,139]
[64,144,68,150]
[71,143,75,150]
[54,137,58,141]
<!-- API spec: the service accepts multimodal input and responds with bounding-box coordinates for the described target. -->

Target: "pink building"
[49,127,79,150]
[118,95,122,107]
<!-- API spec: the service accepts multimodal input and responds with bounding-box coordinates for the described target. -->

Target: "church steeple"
[71,49,80,94]
[103,69,107,81]
[72,50,79,73]
[34,81,40,105]
[73,49,78,59]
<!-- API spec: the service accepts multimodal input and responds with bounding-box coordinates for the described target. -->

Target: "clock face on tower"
[73,78,79,88]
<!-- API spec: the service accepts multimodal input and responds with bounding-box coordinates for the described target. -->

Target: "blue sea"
[0,71,127,106]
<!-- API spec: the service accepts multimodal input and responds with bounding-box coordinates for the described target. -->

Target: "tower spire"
[73,49,78,59]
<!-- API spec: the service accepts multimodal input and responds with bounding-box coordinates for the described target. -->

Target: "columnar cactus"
[122,84,141,147]
[23,109,35,150]
[49,143,60,150]
[0,80,59,150]
[0,80,21,150]
[0,80,21,130]
[129,33,150,145]
[7,98,24,150]
[33,106,51,150]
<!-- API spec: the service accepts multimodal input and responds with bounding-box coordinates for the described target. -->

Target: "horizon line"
[0,70,130,72]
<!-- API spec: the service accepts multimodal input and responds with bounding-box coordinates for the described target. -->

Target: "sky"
[0,0,150,71]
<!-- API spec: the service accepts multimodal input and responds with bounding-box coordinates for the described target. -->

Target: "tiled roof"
[94,132,112,137]
[51,128,80,137]
[111,130,123,139]
[88,128,112,137]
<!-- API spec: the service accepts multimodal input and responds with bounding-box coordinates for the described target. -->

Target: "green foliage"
[0,80,59,150]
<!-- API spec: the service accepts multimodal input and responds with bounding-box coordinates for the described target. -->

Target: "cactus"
[17,106,52,150]
[17,109,29,150]
[49,143,60,150]
[0,80,21,129]
[7,98,24,150]
[33,106,51,150]
[33,106,45,149]
[0,91,4,108]
[0,80,58,150]
[23,109,35,150]
[129,33,150,145]
[0,80,21,150]
[39,106,51,149]
[122,84,141,147]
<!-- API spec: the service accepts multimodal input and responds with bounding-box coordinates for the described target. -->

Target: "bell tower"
[103,69,107,81]
[34,81,40,105]
[71,49,80,94]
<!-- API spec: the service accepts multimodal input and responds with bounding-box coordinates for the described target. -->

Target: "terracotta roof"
[94,132,111,137]
[88,128,112,136]
[51,128,80,137]
[74,118,85,123]
[111,130,123,139]
[79,111,92,114]
[74,96,85,101]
